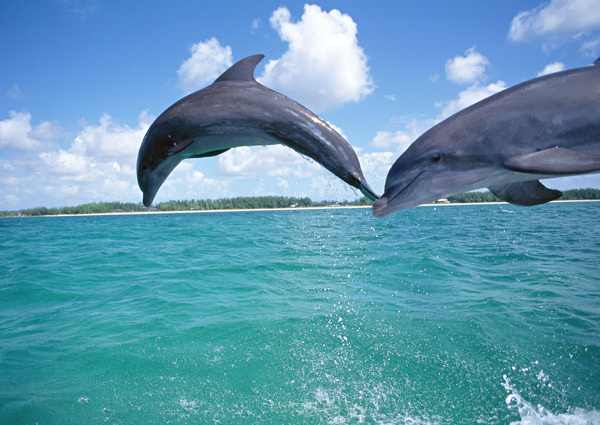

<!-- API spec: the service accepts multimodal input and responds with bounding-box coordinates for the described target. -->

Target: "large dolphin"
[137,54,377,207]
[373,58,600,217]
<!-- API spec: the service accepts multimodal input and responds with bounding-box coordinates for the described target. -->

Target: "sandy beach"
[9,199,596,218]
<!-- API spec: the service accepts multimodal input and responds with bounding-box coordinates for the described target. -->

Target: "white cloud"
[217,145,308,178]
[0,111,58,151]
[177,37,233,93]
[509,0,600,54]
[370,129,415,152]
[537,61,566,76]
[437,81,507,120]
[277,178,289,190]
[445,47,490,84]
[258,4,374,112]
[6,84,24,99]
[0,111,151,209]
[509,0,600,41]
[180,169,231,201]
[581,37,600,56]
[251,18,261,33]
[71,111,151,163]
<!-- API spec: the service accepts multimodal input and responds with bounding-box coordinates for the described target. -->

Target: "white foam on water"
[296,384,444,425]
[502,376,600,425]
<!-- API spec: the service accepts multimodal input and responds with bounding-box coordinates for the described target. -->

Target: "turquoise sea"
[1,202,599,424]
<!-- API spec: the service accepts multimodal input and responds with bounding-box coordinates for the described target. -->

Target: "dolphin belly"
[181,131,281,159]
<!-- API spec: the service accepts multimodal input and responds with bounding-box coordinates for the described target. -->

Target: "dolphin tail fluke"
[488,181,562,206]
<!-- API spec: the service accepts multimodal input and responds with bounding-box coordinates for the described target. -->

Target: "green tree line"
[155,196,313,211]
[1,189,599,217]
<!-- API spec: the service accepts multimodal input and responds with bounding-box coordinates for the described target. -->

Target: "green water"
[1,203,599,424]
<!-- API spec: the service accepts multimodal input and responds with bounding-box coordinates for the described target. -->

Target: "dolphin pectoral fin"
[504,147,600,175]
[488,181,562,206]
[166,138,195,156]
[188,148,231,159]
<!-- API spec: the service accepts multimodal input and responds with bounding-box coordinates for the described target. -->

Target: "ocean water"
[1,202,599,425]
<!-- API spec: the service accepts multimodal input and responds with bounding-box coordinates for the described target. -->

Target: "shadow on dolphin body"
[373,58,600,217]
[137,54,378,207]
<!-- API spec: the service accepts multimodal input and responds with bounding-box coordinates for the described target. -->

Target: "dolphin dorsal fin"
[214,54,265,83]
[595,57,600,66]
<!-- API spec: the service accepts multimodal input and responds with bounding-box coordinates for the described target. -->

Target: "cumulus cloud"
[445,47,490,84]
[71,111,152,163]
[36,112,150,197]
[0,111,60,151]
[177,37,233,93]
[179,169,231,201]
[537,61,566,76]
[217,145,309,178]
[258,4,374,112]
[370,128,417,152]
[509,0,600,40]
[0,111,151,209]
[437,81,507,120]
[509,0,600,54]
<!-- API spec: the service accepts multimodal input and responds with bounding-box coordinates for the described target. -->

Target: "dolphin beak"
[371,169,424,217]
[358,180,379,202]
[137,154,183,207]
[371,196,392,217]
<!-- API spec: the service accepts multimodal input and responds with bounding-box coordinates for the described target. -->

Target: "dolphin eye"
[431,153,442,163]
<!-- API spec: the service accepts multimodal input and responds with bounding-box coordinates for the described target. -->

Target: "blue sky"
[1,0,600,209]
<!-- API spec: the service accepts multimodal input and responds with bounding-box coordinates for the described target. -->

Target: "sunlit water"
[1,202,599,424]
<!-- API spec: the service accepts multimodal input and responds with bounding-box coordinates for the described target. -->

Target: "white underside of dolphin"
[373,58,600,217]
[137,54,377,207]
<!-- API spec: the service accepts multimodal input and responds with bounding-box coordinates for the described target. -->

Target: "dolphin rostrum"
[137,54,378,207]
[373,58,600,217]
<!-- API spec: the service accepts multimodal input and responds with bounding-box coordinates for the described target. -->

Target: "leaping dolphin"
[373,58,600,217]
[137,54,378,207]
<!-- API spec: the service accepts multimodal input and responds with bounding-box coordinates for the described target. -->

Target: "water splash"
[502,376,600,425]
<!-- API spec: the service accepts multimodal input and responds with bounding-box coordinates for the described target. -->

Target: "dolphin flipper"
[504,147,600,175]
[489,181,562,206]
[189,148,231,159]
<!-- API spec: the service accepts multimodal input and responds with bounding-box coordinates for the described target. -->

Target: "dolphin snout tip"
[142,184,158,207]
[371,197,391,218]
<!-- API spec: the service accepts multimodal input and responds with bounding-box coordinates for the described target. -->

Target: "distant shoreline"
[6,199,599,218]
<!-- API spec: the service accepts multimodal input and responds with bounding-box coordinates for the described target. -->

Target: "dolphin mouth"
[372,171,423,217]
